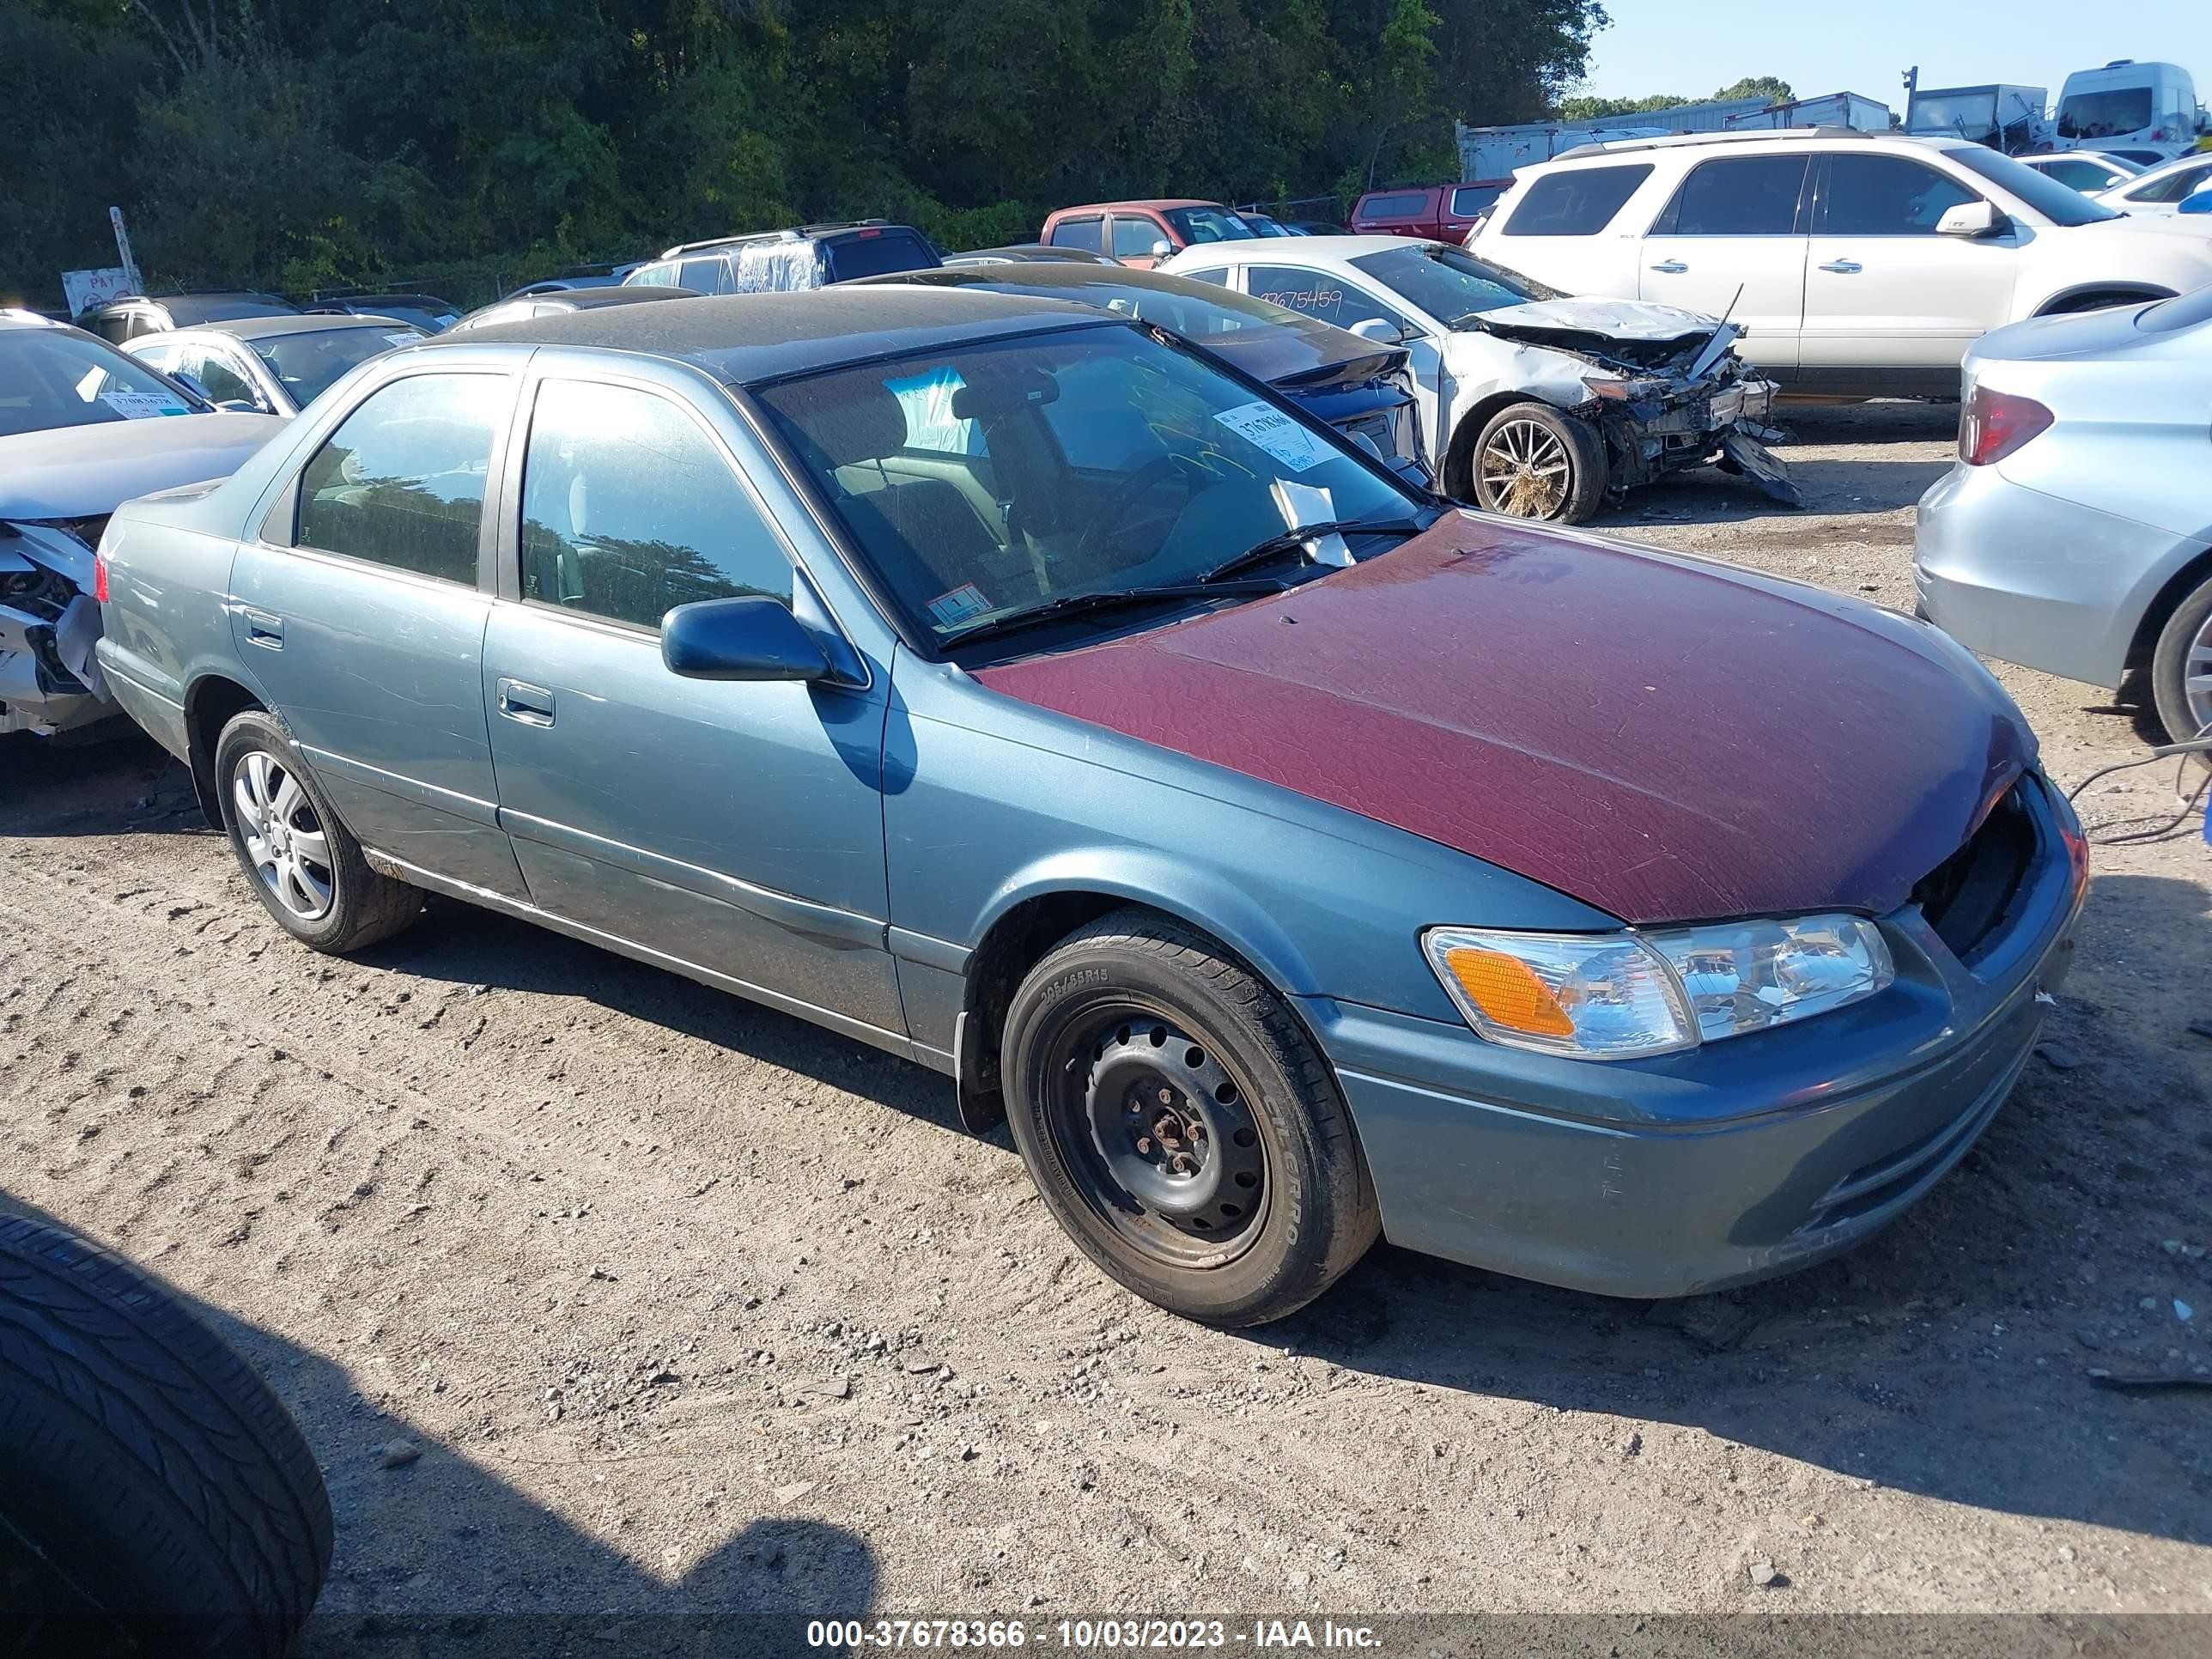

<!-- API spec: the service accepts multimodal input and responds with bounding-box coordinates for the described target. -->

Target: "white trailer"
[1457,91,1891,182]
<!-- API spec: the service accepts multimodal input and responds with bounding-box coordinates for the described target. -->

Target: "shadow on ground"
[0,1191,879,1657]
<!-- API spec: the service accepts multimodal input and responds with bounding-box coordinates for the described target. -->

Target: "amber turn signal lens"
[1441,947,1576,1038]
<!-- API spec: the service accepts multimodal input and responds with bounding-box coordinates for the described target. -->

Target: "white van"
[2053,61,2202,157]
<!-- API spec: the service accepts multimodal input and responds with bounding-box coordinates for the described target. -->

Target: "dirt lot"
[3,403,2209,1642]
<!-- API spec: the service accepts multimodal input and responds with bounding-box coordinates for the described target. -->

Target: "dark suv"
[75,289,299,344]
[624,222,941,293]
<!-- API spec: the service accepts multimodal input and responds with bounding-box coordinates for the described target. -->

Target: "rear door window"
[1499,164,1654,236]
[678,257,735,295]
[1820,155,1978,234]
[1359,192,1430,222]
[1449,185,1503,218]
[1650,155,1808,235]
[296,373,507,585]
[519,379,792,628]
[1048,215,1104,252]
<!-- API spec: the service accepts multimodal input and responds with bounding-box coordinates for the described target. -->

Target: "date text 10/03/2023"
[806,1620,1382,1650]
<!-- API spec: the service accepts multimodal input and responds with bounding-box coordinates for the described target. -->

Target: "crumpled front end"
[0,520,114,738]
[1477,315,1799,507]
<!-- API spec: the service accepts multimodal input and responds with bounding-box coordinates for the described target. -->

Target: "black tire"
[0,1213,331,1657]
[214,709,419,952]
[1467,400,1607,524]
[2149,572,2212,767]
[1000,908,1380,1327]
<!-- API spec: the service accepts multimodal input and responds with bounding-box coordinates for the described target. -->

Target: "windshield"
[252,325,425,407]
[0,329,199,437]
[1349,244,1562,323]
[1944,145,2121,226]
[2057,88,2154,139]
[752,326,1418,653]
[1161,206,1260,245]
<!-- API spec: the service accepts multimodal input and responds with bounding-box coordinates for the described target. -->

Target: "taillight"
[94,549,110,604]
[1959,385,2052,466]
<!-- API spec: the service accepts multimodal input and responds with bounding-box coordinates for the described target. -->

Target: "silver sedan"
[1914,286,2212,749]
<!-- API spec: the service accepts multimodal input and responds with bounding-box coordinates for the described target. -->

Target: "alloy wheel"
[232,750,334,921]
[1479,418,1572,517]
[2186,614,2212,738]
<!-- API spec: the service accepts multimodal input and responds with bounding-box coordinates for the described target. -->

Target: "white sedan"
[2097,149,2212,220]
[1158,234,1790,522]
[2021,151,2144,193]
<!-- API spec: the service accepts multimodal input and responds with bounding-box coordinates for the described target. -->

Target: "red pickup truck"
[1038,200,1261,269]
[1348,181,1510,243]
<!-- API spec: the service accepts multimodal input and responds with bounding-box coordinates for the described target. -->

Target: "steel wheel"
[231,750,333,922]
[2185,613,2212,737]
[1478,416,1573,517]
[1047,1007,1270,1270]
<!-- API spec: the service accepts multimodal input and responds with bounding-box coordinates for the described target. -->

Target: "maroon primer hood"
[975,514,2035,924]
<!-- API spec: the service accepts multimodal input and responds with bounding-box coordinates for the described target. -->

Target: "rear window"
[1048,215,1103,252]
[1358,192,1429,221]
[823,231,939,282]
[1500,164,1654,236]
[2057,88,2153,140]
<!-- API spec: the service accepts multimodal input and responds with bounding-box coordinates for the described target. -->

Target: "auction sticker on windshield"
[100,391,189,418]
[1212,400,1330,473]
[927,582,993,627]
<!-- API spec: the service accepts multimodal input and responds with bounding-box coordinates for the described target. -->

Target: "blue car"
[92,290,2081,1326]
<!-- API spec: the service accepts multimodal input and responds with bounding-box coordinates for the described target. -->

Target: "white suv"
[1468,131,2212,396]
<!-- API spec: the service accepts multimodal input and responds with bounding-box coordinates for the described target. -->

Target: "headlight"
[1421,915,1893,1060]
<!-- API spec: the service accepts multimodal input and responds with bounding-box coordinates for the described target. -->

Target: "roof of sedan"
[437,288,1117,383]
[165,313,420,342]
[1172,233,1438,262]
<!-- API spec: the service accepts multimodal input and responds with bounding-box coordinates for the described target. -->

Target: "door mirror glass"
[1150,240,1174,260]
[1936,199,2002,237]
[662,595,829,682]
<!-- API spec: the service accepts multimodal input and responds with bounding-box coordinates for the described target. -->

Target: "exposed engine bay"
[0,520,113,738]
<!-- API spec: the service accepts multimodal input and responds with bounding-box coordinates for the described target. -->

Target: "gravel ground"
[3,403,2208,1643]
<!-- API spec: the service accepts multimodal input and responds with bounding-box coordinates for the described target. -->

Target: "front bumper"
[1,522,115,738]
[1914,459,2194,691]
[1306,773,2083,1299]
[1606,376,1795,502]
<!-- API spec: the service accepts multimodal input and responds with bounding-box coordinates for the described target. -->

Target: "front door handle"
[1819,258,1863,274]
[496,678,555,726]
[1649,258,1687,273]
[241,607,284,648]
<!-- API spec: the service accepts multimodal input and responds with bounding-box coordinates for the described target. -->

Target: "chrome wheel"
[231,750,333,921]
[2187,614,2212,736]
[1478,417,1572,517]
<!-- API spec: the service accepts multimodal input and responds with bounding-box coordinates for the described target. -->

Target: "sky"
[1577,1,2210,112]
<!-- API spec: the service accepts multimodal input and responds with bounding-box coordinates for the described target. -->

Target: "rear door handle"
[241,607,284,648]
[1649,258,1687,273]
[497,678,555,726]
[1819,258,1863,274]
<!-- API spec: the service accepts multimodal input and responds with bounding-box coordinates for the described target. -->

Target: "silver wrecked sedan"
[1914,285,2212,749]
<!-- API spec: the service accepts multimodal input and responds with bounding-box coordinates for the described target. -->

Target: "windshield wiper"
[1197,517,1427,586]
[939,580,1286,652]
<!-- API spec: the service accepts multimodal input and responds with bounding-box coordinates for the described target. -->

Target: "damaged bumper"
[1,520,115,738]
[1595,373,1799,507]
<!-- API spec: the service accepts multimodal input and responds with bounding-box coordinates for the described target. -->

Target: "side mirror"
[1149,240,1174,260]
[1936,200,2002,237]
[1349,317,1407,343]
[661,595,829,682]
